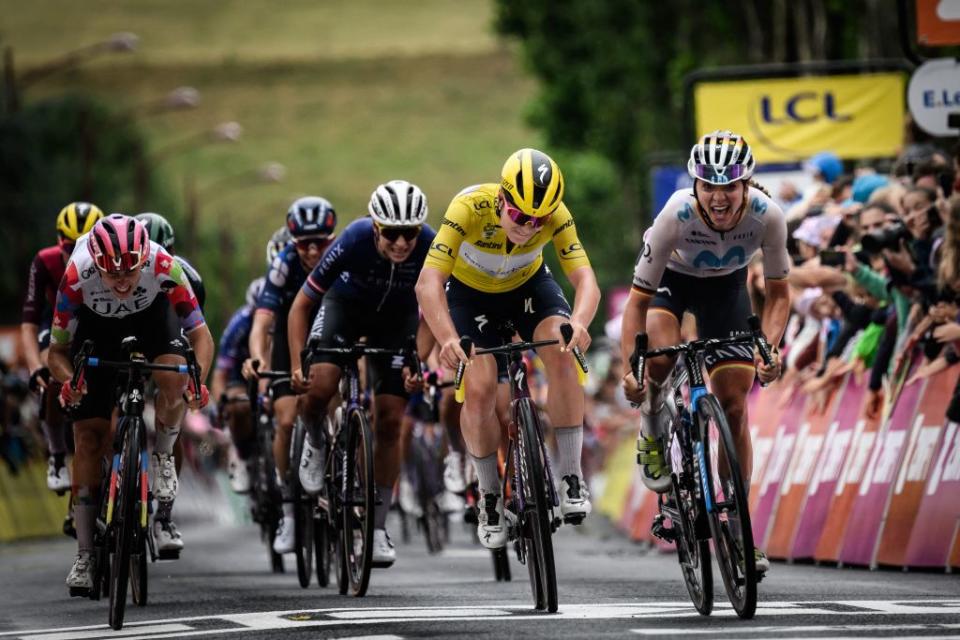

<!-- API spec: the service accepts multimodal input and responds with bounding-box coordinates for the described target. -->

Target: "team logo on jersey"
[677,204,693,222]
[692,247,746,269]
[482,223,499,240]
[751,197,768,215]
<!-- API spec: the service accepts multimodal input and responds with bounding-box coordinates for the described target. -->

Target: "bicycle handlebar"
[630,314,773,387]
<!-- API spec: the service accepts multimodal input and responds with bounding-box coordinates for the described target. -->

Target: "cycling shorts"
[446,263,571,374]
[308,289,419,398]
[649,267,755,373]
[69,297,189,421]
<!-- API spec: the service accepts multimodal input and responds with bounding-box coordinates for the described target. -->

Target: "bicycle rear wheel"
[697,395,756,619]
[341,407,374,597]
[109,418,141,630]
[666,483,712,615]
[314,511,331,587]
[291,418,313,588]
[516,400,558,613]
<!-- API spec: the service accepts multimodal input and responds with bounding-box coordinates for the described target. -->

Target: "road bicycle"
[455,322,587,613]
[246,363,290,575]
[68,337,201,630]
[302,336,420,597]
[629,315,772,619]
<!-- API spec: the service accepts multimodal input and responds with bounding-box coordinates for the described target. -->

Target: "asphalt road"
[1,504,958,640]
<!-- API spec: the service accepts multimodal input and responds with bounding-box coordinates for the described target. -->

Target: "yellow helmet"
[499,148,564,218]
[56,202,104,241]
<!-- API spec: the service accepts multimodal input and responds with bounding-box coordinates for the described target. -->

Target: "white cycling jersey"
[632,186,790,291]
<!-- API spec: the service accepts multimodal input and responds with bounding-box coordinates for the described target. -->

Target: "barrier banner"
[766,381,844,559]
[747,382,787,515]
[904,384,960,568]
[694,72,906,162]
[838,370,926,567]
[753,390,807,547]
[875,369,957,566]
[792,375,866,559]
[597,438,638,525]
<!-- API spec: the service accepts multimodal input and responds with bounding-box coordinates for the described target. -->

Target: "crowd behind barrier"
[590,140,960,571]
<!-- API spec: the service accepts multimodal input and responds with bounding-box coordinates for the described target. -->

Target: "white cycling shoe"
[372,528,396,567]
[151,452,179,503]
[559,474,592,522]
[443,451,467,493]
[273,515,295,554]
[47,456,71,493]
[66,551,94,593]
[476,491,508,549]
[153,519,185,553]
[398,476,422,518]
[227,449,251,494]
[298,437,325,496]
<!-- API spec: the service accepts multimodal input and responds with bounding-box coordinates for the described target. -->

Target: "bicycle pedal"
[69,586,90,598]
[650,514,677,542]
[563,514,586,526]
[157,549,181,561]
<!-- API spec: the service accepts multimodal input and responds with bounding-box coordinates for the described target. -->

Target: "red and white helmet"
[88,214,150,274]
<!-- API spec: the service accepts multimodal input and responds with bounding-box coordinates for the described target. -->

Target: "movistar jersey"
[423,183,591,293]
[632,187,789,293]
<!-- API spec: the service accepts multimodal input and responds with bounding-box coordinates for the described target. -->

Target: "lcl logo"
[759,91,852,124]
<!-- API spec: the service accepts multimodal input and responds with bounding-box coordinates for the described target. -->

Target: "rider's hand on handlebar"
[439,338,470,371]
[291,367,309,393]
[621,370,646,405]
[59,379,87,407]
[754,347,782,385]
[559,320,591,353]
[186,379,210,410]
[241,358,258,381]
[402,366,423,393]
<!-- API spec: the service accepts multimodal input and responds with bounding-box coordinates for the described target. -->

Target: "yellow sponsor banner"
[694,72,905,163]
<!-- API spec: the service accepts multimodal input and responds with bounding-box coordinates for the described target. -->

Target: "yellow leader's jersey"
[424,183,591,293]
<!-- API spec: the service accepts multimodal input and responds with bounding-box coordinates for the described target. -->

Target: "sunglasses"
[692,163,747,184]
[377,225,421,243]
[295,236,330,251]
[500,193,552,229]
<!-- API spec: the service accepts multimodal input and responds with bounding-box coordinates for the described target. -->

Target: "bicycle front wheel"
[697,394,756,619]
[516,399,558,613]
[109,418,141,630]
[341,407,374,597]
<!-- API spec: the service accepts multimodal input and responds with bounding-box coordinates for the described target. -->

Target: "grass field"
[2,1,540,323]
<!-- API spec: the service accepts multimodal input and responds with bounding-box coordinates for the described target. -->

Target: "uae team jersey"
[423,183,590,293]
[632,186,790,293]
[51,234,204,345]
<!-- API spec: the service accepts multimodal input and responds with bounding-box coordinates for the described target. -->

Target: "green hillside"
[2,1,538,314]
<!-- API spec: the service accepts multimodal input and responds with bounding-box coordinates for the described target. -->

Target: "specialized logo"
[656,286,672,297]
[537,163,549,183]
[524,297,534,314]
[692,247,746,269]
[475,314,488,332]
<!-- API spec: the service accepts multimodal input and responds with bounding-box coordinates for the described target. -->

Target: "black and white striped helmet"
[368,180,428,226]
[687,130,755,185]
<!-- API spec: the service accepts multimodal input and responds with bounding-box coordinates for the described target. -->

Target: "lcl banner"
[694,72,906,163]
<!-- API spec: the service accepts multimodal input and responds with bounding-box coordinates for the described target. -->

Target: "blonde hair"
[938,195,960,291]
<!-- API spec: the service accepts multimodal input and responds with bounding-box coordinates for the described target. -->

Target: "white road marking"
[631,623,960,635]
[8,600,960,640]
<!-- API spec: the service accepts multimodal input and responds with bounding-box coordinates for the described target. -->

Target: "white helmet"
[265,226,291,267]
[368,180,428,226]
[687,130,755,185]
[245,277,265,308]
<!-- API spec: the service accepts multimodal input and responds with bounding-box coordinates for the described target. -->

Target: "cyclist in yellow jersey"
[417,148,600,549]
